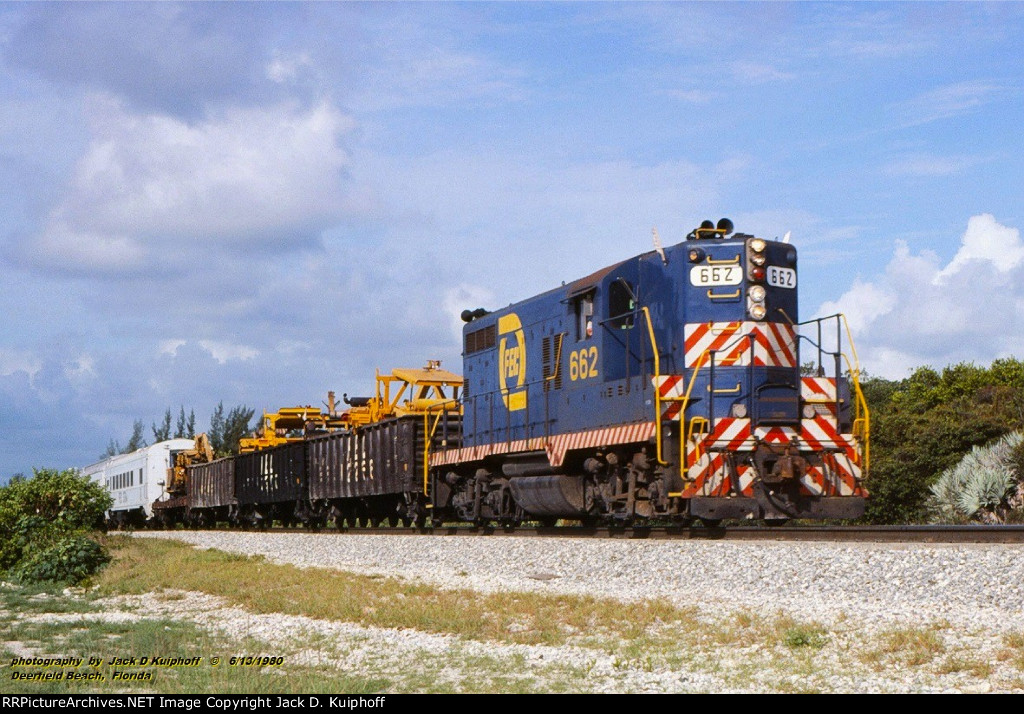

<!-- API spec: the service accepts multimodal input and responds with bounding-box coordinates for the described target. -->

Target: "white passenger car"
[81,438,195,527]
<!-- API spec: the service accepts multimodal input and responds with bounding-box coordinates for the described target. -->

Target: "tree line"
[104,402,256,459]
[859,357,1024,523]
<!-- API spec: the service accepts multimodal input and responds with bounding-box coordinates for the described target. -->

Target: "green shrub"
[0,468,111,530]
[0,468,113,583]
[14,534,111,584]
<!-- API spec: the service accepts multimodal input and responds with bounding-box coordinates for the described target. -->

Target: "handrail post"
[709,350,716,429]
[641,307,668,466]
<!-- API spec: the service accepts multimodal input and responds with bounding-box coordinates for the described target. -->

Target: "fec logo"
[498,312,527,412]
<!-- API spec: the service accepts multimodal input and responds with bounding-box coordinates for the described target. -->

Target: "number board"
[766,266,797,289]
[689,265,742,287]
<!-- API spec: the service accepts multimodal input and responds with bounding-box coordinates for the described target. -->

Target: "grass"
[781,624,829,649]
[95,536,701,648]
[0,586,388,694]
[1001,632,1024,671]
[860,626,946,669]
[4,535,1020,693]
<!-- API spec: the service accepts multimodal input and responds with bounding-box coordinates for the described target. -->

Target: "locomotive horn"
[700,220,714,230]
[717,218,734,235]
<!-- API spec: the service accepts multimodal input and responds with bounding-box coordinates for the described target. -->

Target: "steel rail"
[152,524,1024,544]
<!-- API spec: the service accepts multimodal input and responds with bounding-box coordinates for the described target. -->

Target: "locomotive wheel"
[388,515,399,527]
[699,518,722,528]
[764,518,790,527]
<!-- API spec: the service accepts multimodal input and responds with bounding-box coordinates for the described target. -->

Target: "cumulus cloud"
[17,96,356,276]
[0,349,42,379]
[267,51,314,84]
[817,214,1024,378]
[936,213,1024,280]
[5,4,273,116]
[198,340,260,364]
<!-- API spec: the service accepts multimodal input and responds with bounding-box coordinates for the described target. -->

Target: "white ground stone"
[136,531,1024,633]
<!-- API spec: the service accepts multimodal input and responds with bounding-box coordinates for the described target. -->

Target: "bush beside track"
[0,469,112,584]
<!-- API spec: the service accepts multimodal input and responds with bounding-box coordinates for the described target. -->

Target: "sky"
[1,2,1023,478]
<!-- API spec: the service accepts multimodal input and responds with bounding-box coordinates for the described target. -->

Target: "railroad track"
[156,524,1024,543]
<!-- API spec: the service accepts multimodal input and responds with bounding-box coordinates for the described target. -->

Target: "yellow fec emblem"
[498,313,527,411]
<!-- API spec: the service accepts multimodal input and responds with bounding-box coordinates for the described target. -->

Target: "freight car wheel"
[699,518,722,528]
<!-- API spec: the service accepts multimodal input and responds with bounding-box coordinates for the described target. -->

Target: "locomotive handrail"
[680,350,711,483]
[677,330,751,484]
[793,312,871,478]
[640,306,669,466]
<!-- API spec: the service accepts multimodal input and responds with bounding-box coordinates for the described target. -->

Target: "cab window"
[608,280,635,330]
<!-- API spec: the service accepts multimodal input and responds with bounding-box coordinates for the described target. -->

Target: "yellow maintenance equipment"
[239,392,348,453]
[166,432,214,498]
[343,360,463,427]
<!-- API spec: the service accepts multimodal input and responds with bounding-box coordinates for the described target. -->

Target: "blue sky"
[2,2,1023,478]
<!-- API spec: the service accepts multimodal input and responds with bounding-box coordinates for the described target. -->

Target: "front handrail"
[794,312,871,478]
[640,307,668,466]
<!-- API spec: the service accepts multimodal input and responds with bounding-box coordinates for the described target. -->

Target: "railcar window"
[575,295,594,340]
[608,280,635,330]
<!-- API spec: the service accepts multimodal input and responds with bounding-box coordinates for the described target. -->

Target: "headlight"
[750,253,766,266]
[749,304,767,320]
[750,238,766,253]
[749,285,766,301]
[731,403,748,418]
[803,404,818,419]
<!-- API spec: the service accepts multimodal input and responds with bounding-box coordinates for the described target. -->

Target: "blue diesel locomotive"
[430,219,868,525]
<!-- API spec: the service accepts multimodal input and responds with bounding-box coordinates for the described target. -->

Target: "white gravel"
[136,531,1024,633]
[84,531,1024,691]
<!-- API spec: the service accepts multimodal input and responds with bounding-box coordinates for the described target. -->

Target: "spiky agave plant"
[928,431,1022,523]
[956,466,1014,522]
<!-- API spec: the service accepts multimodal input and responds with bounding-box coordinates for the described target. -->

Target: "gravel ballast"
[137,531,1024,632]
[104,531,1024,692]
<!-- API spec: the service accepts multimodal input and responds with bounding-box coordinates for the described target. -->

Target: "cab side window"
[608,280,635,330]
[575,295,594,340]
